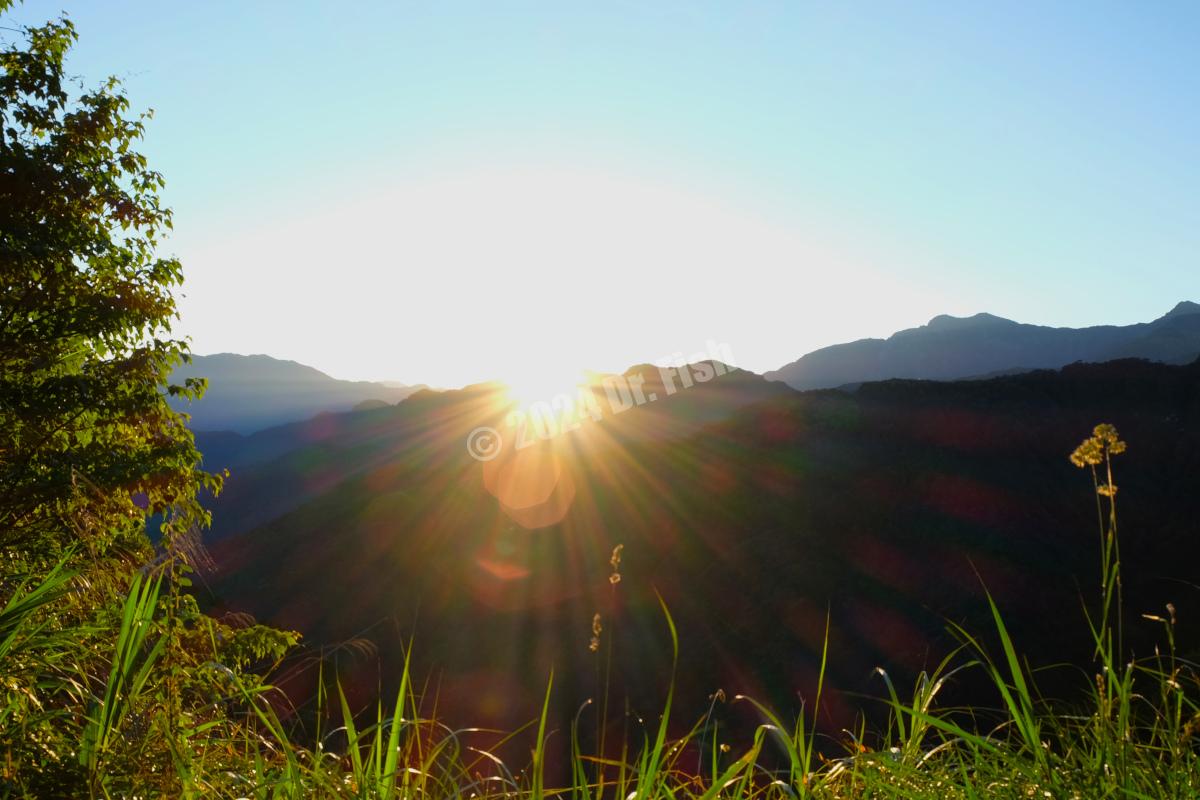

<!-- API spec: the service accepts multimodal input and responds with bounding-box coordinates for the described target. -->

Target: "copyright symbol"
[466,426,502,461]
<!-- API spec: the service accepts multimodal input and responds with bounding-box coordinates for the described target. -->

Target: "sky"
[6,2,1199,389]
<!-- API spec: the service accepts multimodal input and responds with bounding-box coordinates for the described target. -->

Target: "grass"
[3,423,1200,797]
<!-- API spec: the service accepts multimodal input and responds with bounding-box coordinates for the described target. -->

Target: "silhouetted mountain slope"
[198,358,1200,745]
[171,353,419,433]
[198,364,792,541]
[766,302,1200,390]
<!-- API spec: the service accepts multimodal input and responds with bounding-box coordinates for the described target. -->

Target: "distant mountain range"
[175,302,1200,435]
[766,301,1200,390]
[197,354,1200,741]
[177,304,1200,740]
[169,353,422,433]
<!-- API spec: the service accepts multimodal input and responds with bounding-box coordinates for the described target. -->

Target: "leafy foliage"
[0,11,297,796]
[0,11,221,561]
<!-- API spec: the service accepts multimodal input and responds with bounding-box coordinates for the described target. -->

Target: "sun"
[501,366,591,411]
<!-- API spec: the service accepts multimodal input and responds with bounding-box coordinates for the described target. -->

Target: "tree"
[0,15,301,794]
[0,13,220,563]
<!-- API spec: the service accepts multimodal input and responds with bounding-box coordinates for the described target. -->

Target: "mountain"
[170,353,421,433]
[197,356,1200,743]
[765,301,1200,390]
[196,362,792,540]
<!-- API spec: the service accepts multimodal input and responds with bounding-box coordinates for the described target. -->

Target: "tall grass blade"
[80,570,165,781]
[532,668,554,800]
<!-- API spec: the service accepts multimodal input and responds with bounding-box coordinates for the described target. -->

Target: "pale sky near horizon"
[6,2,1198,390]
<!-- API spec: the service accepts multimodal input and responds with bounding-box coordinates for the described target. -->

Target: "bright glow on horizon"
[500,368,591,412]
[176,164,953,388]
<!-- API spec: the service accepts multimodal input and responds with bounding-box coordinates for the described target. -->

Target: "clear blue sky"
[6,2,1198,388]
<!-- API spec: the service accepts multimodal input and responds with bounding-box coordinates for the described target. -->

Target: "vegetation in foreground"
[3,8,1200,798]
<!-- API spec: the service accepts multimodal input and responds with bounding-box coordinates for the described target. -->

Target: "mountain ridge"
[766,302,1200,390]
[170,353,422,433]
